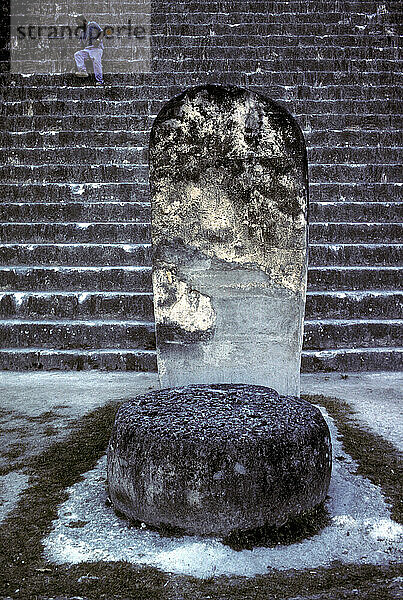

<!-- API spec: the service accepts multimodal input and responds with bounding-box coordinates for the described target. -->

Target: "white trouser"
[74,47,103,83]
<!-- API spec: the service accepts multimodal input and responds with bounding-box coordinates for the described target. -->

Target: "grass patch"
[0,462,26,478]
[43,424,60,437]
[0,395,401,599]
[1,441,28,462]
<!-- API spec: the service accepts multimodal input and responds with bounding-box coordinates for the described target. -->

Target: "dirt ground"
[0,371,402,599]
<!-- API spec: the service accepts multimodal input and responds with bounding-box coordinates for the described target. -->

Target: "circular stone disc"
[107,384,332,536]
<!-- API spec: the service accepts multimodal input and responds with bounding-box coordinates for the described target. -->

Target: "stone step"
[309,223,402,244]
[303,319,402,350]
[309,182,402,203]
[4,242,403,267]
[301,347,403,373]
[0,266,152,292]
[0,201,151,222]
[0,73,400,374]
[308,244,403,267]
[7,242,398,269]
[0,182,399,205]
[150,58,401,75]
[1,99,152,117]
[5,163,396,186]
[0,346,400,373]
[0,319,156,350]
[0,291,155,320]
[0,86,168,102]
[0,75,128,86]
[307,266,402,290]
[0,222,151,243]
[1,84,400,103]
[309,145,401,164]
[0,243,152,266]
[0,348,157,371]
[0,266,400,294]
[0,318,399,354]
[308,164,401,184]
[3,112,400,137]
[2,71,401,88]
[7,20,399,38]
[305,291,403,320]
[306,130,402,147]
[0,290,400,322]
[3,145,401,166]
[2,202,400,226]
[14,43,403,62]
[1,115,153,132]
[0,164,149,184]
[152,14,401,30]
[299,114,402,131]
[10,59,150,74]
[309,201,403,223]
[2,97,401,119]
[1,128,401,150]
[2,221,403,246]
[0,182,149,203]
[97,46,403,63]
[3,65,400,87]
[0,130,148,148]
[2,147,148,164]
[0,183,399,207]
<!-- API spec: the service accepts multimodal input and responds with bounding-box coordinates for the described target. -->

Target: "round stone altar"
[107,384,332,537]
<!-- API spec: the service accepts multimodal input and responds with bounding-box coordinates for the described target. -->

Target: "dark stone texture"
[107,384,332,536]
[0,321,156,350]
[307,267,403,292]
[0,266,152,292]
[150,85,308,395]
[0,349,157,371]
[302,348,403,373]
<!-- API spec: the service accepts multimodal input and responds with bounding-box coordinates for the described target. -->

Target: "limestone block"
[107,384,332,536]
[150,85,308,396]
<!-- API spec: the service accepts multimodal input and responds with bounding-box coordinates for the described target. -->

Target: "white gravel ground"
[43,407,403,578]
[0,470,29,523]
[301,372,403,450]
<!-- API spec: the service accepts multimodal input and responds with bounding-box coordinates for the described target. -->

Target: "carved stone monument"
[150,85,308,396]
[107,90,327,538]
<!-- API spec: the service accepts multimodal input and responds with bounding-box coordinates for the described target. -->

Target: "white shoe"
[75,71,89,78]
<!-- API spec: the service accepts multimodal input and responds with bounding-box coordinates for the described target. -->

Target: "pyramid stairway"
[0,74,402,372]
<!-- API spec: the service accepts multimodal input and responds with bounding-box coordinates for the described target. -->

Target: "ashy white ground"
[0,470,29,523]
[43,407,403,578]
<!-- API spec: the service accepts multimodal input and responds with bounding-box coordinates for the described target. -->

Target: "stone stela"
[149,84,308,397]
[107,87,331,539]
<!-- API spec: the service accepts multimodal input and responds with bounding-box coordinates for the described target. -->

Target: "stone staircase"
[0,74,402,372]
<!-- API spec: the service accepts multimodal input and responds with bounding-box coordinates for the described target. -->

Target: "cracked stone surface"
[150,85,308,395]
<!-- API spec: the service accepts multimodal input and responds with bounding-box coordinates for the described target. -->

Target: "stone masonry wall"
[0,0,401,372]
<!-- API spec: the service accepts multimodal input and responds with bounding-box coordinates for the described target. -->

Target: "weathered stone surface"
[107,384,332,536]
[150,85,308,395]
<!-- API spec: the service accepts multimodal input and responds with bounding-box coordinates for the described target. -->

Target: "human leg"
[89,48,104,84]
[74,49,90,74]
